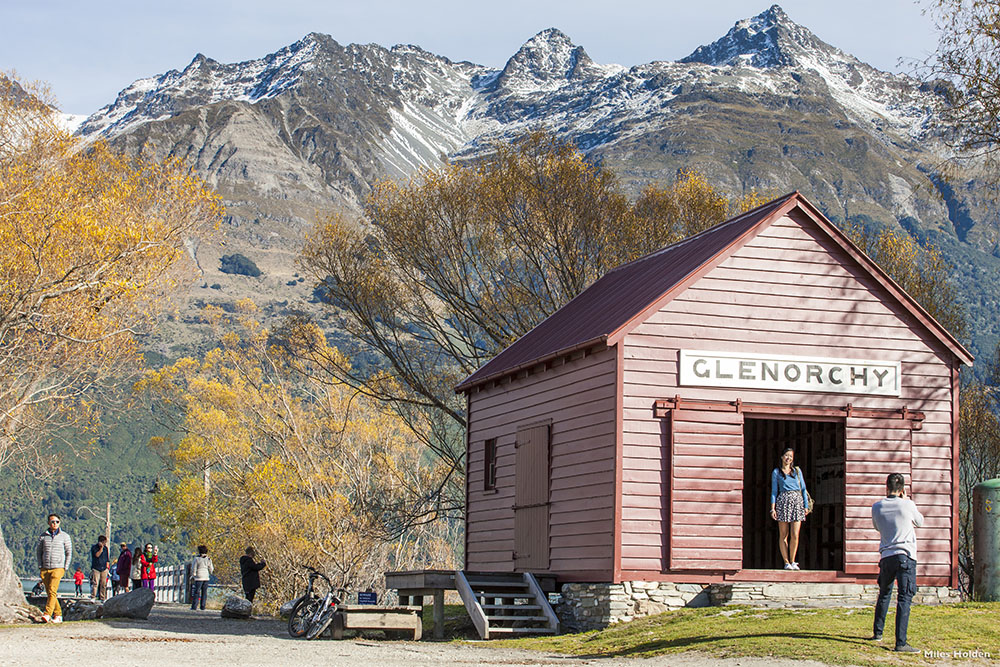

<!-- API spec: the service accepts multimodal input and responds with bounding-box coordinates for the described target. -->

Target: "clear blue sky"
[2,0,938,115]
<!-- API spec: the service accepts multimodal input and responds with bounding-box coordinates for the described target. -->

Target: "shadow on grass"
[572,631,875,659]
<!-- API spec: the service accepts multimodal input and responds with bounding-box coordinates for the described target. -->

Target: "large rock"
[102,587,155,619]
[62,598,103,621]
[0,523,32,623]
[221,596,252,619]
[279,596,302,619]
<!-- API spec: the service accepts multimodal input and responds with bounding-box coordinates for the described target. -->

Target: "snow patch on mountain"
[76,4,944,181]
[682,4,792,68]
[488,28,624,95]
[58,113,88,133]
[77,34,322,140]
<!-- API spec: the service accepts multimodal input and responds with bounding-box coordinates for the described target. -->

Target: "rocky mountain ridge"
[74,4,1000,361]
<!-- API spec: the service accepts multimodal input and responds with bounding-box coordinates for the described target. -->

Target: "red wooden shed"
[457,192,971,593]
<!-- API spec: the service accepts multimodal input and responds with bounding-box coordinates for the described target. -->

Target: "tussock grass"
[496,603,1000,666]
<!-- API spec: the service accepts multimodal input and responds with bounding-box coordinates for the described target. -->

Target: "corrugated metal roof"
[456,191,973,392]
[456,193,799,391]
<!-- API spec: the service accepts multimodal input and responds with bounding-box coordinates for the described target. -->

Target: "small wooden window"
[484,438,497,491]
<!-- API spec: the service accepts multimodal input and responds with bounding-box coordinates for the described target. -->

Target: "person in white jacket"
[36,513,72,623]
[871,473,924,653]
[189,545,214,610]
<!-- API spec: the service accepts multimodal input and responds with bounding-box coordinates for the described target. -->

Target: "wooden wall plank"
[466,347,617,575]
[617,214,955,580]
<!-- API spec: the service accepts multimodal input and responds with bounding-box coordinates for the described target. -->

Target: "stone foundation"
[555,580,961,632]
[710,582,960,608]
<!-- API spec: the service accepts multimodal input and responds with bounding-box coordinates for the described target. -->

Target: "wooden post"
[433,589,444,640]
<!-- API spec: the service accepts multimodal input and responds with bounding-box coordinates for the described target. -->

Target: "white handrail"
[454,570,490,639]
[523,572,559,633]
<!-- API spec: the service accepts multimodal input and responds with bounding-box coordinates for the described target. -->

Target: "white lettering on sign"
[679,351,901,397]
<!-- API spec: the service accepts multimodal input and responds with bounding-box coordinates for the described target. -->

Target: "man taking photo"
[90,535,110,600]
[871,473,923,653]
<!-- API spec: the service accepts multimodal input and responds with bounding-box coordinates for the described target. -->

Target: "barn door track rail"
[654,396,925,429]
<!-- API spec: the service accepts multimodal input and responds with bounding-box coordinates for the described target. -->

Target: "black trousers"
[190,580,209,609]
[873,553,917,647]
[244,586,257,603]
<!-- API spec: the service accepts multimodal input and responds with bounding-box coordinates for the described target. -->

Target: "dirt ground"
[0,603,846,667]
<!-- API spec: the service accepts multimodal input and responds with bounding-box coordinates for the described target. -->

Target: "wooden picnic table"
[384,570,455,640]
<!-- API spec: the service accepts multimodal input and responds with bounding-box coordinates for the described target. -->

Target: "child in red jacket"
[72,568,84,597]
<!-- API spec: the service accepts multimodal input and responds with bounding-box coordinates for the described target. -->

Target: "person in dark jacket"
[239,546,266,603]
[89,535,110,600]
[114,542,132,594]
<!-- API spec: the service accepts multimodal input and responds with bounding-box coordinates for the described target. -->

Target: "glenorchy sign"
[679,350,901,397]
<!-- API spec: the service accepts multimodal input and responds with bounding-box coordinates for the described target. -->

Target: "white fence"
[154,565,188,603]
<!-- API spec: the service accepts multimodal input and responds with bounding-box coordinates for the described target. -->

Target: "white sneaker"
[783,563,794,570]
[52,616,63,624]
[791,563,801,570]
[40,614,51,623]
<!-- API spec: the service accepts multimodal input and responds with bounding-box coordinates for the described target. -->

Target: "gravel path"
[0,604,837,666]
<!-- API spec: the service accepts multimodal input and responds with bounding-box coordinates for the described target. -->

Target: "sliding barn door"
[514,424,550,571]
[669,408,745,570]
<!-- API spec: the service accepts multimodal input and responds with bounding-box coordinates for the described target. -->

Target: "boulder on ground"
[0,524,31,624]
[102,587,154,619]
[221,596,252,619]
[279,596,302,619]
[62,598,102,621]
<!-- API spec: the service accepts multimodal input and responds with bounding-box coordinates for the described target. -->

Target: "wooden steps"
[455,571,560,639]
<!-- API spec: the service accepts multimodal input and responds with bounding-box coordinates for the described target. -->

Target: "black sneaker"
[894,644,920,653]
[869,634,882,641]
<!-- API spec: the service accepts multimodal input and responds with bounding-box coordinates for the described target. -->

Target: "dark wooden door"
[514,424,550,571]
[742,418,846,571]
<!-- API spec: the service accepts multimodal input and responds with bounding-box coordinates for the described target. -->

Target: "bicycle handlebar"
[300,564,334,587]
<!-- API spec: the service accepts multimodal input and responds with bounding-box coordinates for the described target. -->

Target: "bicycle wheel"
[288,597,319,638]
[305,605,336,640]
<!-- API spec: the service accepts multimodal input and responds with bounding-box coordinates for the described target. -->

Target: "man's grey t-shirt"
[871,496,924,560]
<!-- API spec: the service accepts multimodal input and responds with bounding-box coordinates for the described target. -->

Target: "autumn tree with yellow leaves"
[139,302,457,606]
[0,76,221,479]
[0,75,220,620]
[297,133,766,530]
[845,223,966,339]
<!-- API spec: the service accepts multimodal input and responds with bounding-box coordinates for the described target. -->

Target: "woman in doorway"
[770,447,811,570]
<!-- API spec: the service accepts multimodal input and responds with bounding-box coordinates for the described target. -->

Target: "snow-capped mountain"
[80,4,945,206]
[76,4,1000,361]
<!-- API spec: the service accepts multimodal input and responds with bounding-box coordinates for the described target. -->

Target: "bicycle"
[287,565,346,640]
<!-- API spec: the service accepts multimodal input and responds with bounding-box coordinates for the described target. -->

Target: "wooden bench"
[330,605,422,640]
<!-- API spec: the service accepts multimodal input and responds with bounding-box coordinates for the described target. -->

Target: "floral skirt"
[776,490,806,523]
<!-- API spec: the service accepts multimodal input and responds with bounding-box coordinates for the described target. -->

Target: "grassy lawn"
[494,603,1000,666]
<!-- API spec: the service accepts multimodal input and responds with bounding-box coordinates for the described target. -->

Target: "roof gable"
[456,192,971,392]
